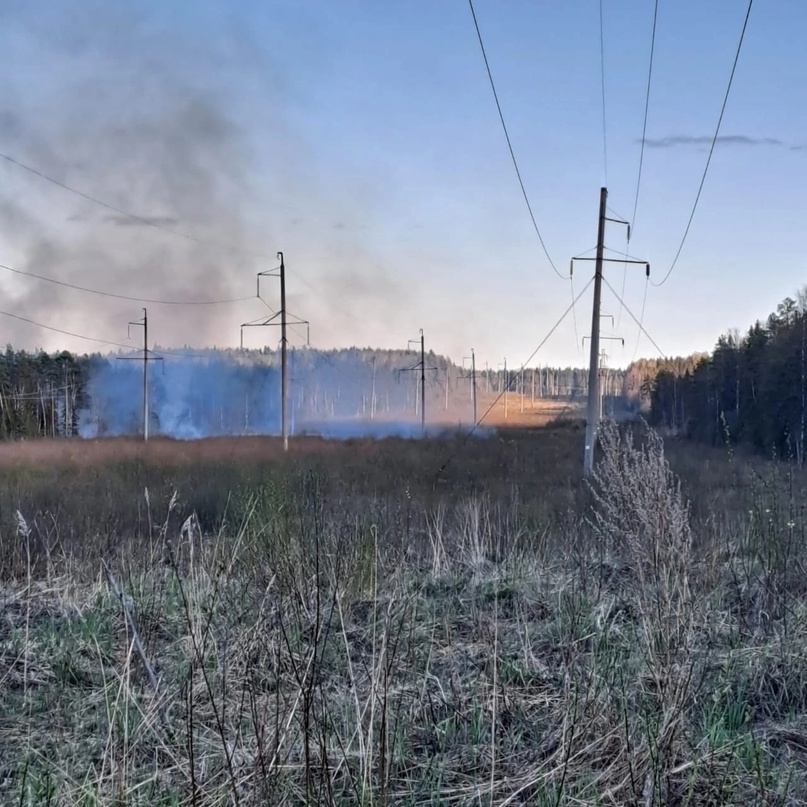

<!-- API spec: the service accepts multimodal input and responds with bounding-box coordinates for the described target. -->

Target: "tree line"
[644,291,807,462]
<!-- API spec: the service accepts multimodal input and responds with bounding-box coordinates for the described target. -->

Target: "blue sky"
[0,0,804,369]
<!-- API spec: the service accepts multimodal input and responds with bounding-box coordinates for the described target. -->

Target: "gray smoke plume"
[0,1,412,355]
[0,2,284,351]
[77,348,484,440]
[79,355,280,439]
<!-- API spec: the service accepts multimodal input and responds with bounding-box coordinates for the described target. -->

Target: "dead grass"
[0,422,806,804]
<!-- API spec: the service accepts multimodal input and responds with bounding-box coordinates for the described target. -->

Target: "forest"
[647,291,807,462]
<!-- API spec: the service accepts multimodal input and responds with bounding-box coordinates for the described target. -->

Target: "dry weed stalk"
[590,421,699,805]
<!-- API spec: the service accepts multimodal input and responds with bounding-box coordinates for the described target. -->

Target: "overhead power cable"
[630,0,660,234]
[602,276,665,358]
[653,0,754,287]
[1,152,370,322]
[569,276,581,353]
[619,0,659,330]
[466,0,563,279]
[435,275,594,480]
[0,151,271,258]
[631,278,650,361]
[0,309,134,350]
[0,263,254,306]
[598,0,609,183]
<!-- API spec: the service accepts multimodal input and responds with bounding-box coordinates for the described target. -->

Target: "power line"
[620,0,659,319]
[617,0,658,333]
[631,277,650,361]
[614,239,632,330]
[602,275,665,358]
[0,262,254,306]
[570,275,581,353]
[0,309,133,350]
[0,151,271,258]
[1,149,350,312]
[466,0,563,279]
[598,0,609,184]
[435,275,594,480]
[653,0,754,287]
[631,0,660,234]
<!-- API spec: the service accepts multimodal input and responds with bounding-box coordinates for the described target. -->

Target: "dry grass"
[1,422,807,805]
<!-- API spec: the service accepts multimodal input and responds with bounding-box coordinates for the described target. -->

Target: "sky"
[0,0,804,370]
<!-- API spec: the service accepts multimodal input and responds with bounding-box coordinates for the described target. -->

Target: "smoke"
[0,1,413,355]
[77,348,484,440]
[79,354,280,439]
[0,2,283,350]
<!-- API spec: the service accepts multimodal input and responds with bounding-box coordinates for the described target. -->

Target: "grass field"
[2,421,807,805]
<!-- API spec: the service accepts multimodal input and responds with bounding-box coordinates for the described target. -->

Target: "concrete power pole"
[462,349,478,425]
[242,254,310,452]
[583,188,608,476]
[471,350,477,424]
[120,308,163,441]
[572,188,648,475]
[401,330,435,436]
[279,252,288,451]
[420,331,426,435]
[143,310,148,441]
[500,358,508,420]
[371,354,377,421]
[520,367,525,414]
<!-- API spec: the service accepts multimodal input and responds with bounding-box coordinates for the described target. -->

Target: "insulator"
[569,259,574,277]
[627,224,631,242]
[646,263,650,277]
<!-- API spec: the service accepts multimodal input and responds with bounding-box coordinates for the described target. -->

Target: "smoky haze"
[0,1,413,355]
[77,348,483,440]
[0,3,274,349]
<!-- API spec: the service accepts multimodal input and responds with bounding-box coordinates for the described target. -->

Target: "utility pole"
[371,354,377,421]
[520,367,525,414]
[499,358,508,420]
[462,349,478,425]
[572,188,648,475]
[119,308,163,441]
[399,330,436,436]
[598,351,609,419]
[241,253,310,451]
[419,331,426,434]
[280,252,288,451]
[583,187,608,475]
